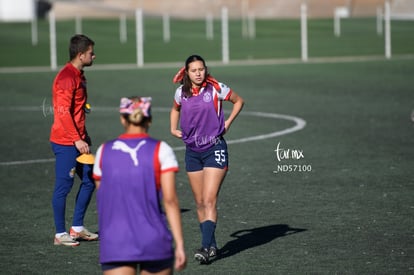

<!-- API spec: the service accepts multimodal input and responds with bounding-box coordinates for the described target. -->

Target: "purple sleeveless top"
[97,136,173,264]
[180,84,225,152]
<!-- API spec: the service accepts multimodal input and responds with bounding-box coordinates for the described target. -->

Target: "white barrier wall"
[0,0,35,22]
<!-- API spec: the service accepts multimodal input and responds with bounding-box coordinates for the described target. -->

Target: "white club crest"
[203,92,212,103]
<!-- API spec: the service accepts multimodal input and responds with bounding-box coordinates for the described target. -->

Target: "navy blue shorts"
[185,137,228,172]
[101,258,174,273]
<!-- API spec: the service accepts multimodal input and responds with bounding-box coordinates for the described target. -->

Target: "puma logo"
[112,140,146,166]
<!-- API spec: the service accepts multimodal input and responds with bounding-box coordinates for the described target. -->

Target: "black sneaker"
[208,246,218,258]
[194,247,209,264]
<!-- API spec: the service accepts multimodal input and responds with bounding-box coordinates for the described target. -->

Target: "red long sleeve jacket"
[50,63,88,145]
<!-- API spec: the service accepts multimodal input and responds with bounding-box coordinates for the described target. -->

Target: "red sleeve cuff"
[161,167,179,173]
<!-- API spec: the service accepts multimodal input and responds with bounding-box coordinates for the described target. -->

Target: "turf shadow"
[212,224,306,263]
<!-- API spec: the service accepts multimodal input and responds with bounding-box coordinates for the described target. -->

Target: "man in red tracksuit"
[50,34,98,247]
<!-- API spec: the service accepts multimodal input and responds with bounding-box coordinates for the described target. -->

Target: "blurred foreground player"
[93,97,186,274]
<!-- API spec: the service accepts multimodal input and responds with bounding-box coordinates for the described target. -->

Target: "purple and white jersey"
[174,82,232,152]
[93,133,179,264]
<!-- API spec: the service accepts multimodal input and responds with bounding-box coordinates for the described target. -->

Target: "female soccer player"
[93,97,186,274]
[170,55,244,264]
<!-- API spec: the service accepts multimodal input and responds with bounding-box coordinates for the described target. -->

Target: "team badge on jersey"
[203,92,212,103]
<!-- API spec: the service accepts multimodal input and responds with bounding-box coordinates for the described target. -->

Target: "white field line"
[1,54,414,74]
[0,108,306,166]
[1,54,411,165]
